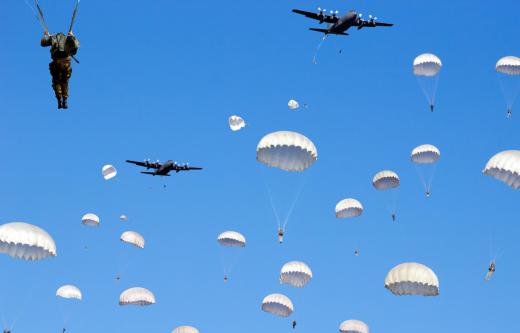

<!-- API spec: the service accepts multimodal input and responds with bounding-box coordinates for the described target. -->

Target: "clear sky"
[0,0,519,332]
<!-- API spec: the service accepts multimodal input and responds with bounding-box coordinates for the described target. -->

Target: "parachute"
[0,222,56,260]
[56,285,82,300]
[496,56,520,117]
[339,320,369,333]
[335,198,363,218]
[81,213,99,227]
[413,53,442,112]
[119,287,155,305]
[411,144,440,197]
[257,131,317,172]
[120,214,128,221]
[217,231,246,281]
[483,150,520,189]
[120,231,145,249]
[172,326,199,333]
[280,261,313,288]
[228,115,246,131]
[102,165,117,180]
[257,131,317,243]
[288,99,300,110]
[384,262,439,296]
[372,170,400,221]
[217,231,246,247]
[261,293,294,317]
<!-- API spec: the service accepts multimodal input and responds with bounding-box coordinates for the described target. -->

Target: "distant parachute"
[288,99,300,110]
[0,222,56,260]
[413,53,442,112]
[335,198,363,218]
[82,213,100,227]
[411,144,440,197]
[119,287,155,305]
[120,231,145,249]
[372,170,400,190]
[172,326,199,333]
[102,165,117,180]
[257,131,317,243]
[373,170,400,221]
[228,115,246,131]
[280,261,313,288]
[496,56,520,117]
[217,231,246,247]
[483,150,520,189]
[56,285,82,300]
[261,293,293,317]
[385,262,439,296]
[120,214,128,221]
[257,131,317,172]
[339,320,369,333]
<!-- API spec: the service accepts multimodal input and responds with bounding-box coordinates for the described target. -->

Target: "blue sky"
[0,0,519,332]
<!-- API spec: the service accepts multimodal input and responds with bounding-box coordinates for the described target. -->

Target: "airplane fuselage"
[327,10,358,34]
[155,160,174,175]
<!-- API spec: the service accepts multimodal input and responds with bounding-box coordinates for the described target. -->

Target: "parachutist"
[116,275,121,282]
[354,249,359,256]
[339,49,342,54]
[429,104,434,112]
[425,191,430,198]
[278,228,284,244]
[62,328,66,333]
[507,108,512,118]
[41,31,80,109]
[485,260,496,281]
[224,275,228,283]
[292,320,297,329]
[4,330,11,333]
[391,213,396,222]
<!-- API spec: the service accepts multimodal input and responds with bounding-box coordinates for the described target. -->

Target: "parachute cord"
[261,172,282,229]
[23,0,46,32]
[282,175,308,230]
[414,164,428,194]
[312,35,328,65]
[430,74,440,109]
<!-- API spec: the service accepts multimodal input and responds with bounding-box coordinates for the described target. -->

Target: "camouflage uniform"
[41,33,80,109]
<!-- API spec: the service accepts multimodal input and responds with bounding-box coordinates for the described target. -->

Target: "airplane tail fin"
[309,28,348,36]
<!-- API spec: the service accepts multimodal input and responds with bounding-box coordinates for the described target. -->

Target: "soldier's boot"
[57,96,63,109]
[61,82,69,109]
[62,97,68,109]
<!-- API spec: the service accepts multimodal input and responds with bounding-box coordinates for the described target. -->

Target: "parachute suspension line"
[24,0,46,32]
[498,78,520,116]
[430,73,440,110]
[281,174,309,230]
[262,174,282,229]
[312,35,328,65]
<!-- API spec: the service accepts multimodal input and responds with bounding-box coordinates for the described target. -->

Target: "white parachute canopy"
[280,261,313,288]
[119,287,156,305]
[56,285,82,300]
[102,164,117,180]
[261,293,294,317]
[339,320,370,333]
[82,213,100,227]
[411,144,441,196]
[411,144,440,164]
[385,262,439,296]
[496,56,520,75]
[496,56,520,117]
[0,222,57,260]
[413,53,442,111]
[288,99,300,110]
[483,150,520,189]
[120,214,128,221]
[372,170,400,190]
[257,131,317,172]
[228,115,246,131]
[217,231,246,247]
[335,198,364,218]
[120,231,145,249]
[172,326,199,333]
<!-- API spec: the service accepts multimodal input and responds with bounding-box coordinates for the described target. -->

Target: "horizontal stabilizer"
[309,28,348,36]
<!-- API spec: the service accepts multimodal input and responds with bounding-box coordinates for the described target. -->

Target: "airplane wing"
[126,160,161,169]
[353,19,393,28]
[292,9,338,24]
[174,165,203,172]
